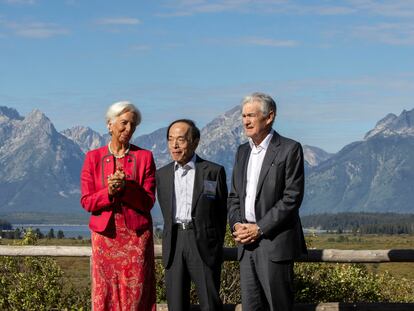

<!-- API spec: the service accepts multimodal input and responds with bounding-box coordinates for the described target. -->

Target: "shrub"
[220,225,241,304]
[2,228,414,309]
[154,226,414,304]
[0,229,90,311]
[295,263,383,303]
[295,262,414,303]
[155,259,167,303]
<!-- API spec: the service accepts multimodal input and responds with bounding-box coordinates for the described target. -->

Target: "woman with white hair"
[80,101,156,311]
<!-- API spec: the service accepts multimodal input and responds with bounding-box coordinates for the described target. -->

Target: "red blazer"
[80,144,156,233]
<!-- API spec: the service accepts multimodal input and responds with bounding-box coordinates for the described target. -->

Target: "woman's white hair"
[105,101,141,126]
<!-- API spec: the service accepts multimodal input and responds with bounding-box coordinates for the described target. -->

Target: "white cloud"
[2,0,35,4]
[158,0,357,16]
[202,36,299,48]
[158,0,414,17]
[157,0,279,16]
[240,37,299,47]
[347,0,414,18]
[0,20,69,38]
[96,17,141,26]
[312,5,355,15]
[351,22,414,45]
[130,44,151,51]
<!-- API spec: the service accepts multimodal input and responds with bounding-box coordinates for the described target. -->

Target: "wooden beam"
[222,248,414,263]
[1,246,414,263]
[0,245,91,257]
[301,249,414,263]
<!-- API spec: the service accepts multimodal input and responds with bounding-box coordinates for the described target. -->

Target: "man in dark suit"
[228,92,307,311]
[156,119,228,311]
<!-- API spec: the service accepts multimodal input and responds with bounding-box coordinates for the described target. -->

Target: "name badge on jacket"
[203,180,217,199]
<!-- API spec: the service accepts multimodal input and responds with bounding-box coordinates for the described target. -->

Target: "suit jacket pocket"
[203,180,217,200]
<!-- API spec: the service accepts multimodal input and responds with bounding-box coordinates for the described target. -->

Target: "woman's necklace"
[108,142,130,159]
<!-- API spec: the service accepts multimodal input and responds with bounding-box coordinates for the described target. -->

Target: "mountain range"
[0,105,413,223]
[0,107,84,223]
[302,108,414,215]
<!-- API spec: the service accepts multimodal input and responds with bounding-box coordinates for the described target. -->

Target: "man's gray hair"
[241,92,277,118]
[105,101,142,126]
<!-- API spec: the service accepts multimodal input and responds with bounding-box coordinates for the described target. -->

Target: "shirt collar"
[248,129,274,153]
[174,153,196,171]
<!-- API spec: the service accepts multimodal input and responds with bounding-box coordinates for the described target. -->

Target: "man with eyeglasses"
[156,119,228,311]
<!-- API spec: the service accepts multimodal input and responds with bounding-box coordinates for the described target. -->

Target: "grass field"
[307,233,414,280]
[1,233,413,290]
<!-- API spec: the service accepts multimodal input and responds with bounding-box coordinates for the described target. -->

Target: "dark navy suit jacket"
[228,131,307,261]
[156,155,228,268]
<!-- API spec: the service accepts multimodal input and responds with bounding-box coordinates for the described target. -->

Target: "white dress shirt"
[173,154,196,223]
[245,130,274,223]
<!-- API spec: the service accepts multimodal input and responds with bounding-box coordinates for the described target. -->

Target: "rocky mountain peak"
[13,111,57,145]
[364,108,414,139]
[27,108,45,118]
[197,106,245,176]
[0,106,84,217]
[303,145,332,167]
[61,125,108,153]
[0,106,23,121]
[209,105,241,125]
[200,105,244,143]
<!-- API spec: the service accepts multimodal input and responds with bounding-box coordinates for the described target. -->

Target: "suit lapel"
[163,163,175,224]
[240,145,251,194]
[191,155,205,213]
[255,132,281,197]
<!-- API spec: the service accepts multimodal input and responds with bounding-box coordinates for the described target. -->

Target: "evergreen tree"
[47,228,55,239]
[57,230,64,239]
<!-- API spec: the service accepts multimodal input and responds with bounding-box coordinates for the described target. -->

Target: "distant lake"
[11,224,325,239]
[13,224,91,239]
[303,228,328,234]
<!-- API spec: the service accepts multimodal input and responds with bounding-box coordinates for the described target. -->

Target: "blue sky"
[1,0,414,152]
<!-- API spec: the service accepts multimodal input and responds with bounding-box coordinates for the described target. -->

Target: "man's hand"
[232,223,261,244]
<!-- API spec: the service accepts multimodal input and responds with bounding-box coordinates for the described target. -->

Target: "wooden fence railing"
[1,245,413,311]
[1,245,414,262]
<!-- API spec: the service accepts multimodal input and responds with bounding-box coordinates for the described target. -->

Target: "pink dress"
[90,158,156,311]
